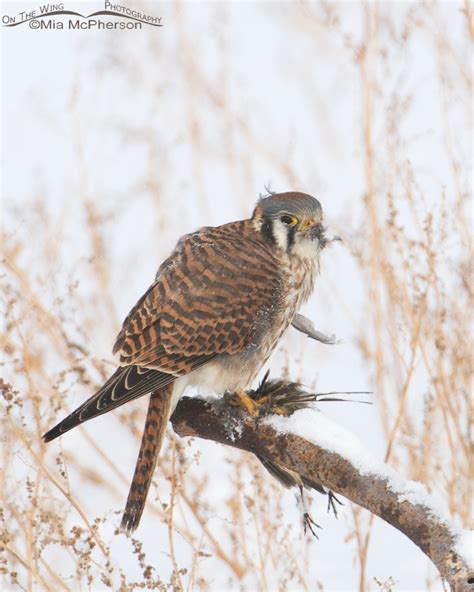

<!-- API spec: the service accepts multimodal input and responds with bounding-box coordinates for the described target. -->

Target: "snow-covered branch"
[170,383,473,591]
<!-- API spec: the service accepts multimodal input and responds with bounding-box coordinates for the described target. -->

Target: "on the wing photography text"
[2,2,163,30]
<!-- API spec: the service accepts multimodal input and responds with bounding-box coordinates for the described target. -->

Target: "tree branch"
[170,386,473,591]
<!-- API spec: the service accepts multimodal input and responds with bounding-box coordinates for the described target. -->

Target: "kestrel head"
[252,192,333,259]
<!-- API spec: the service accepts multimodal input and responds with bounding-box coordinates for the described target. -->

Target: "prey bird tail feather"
[120,386,173,533]
[42,366,176,443]
[257,456,326,496]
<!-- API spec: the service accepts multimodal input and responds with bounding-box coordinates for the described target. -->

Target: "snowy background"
[2,1,472,590]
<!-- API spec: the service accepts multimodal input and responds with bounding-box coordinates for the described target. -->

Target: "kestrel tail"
[121,388,172,532]
[43,191,331,532]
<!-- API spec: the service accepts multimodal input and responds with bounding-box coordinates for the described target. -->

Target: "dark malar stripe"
[287,225,296,250]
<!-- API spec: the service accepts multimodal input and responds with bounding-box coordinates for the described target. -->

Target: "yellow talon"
[272,404,288,416]
[229,389,261,418]
[228,386,292,418]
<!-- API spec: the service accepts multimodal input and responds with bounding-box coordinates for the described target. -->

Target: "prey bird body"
[43,192,331,532]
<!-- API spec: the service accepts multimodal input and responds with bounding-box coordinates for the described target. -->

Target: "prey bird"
[43,192,338,532]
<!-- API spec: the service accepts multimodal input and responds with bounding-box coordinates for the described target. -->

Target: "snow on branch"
[170,381,473,592]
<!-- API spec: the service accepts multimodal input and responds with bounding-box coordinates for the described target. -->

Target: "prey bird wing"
[291,313,340,345]
[43,221,281,442]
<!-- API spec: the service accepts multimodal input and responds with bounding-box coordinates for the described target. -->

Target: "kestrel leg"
[228,387,262,418]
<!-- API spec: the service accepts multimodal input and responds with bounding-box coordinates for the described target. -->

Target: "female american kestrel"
[43,192,333,532]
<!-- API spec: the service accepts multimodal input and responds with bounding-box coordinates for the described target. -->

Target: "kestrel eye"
[280,215,298,226]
